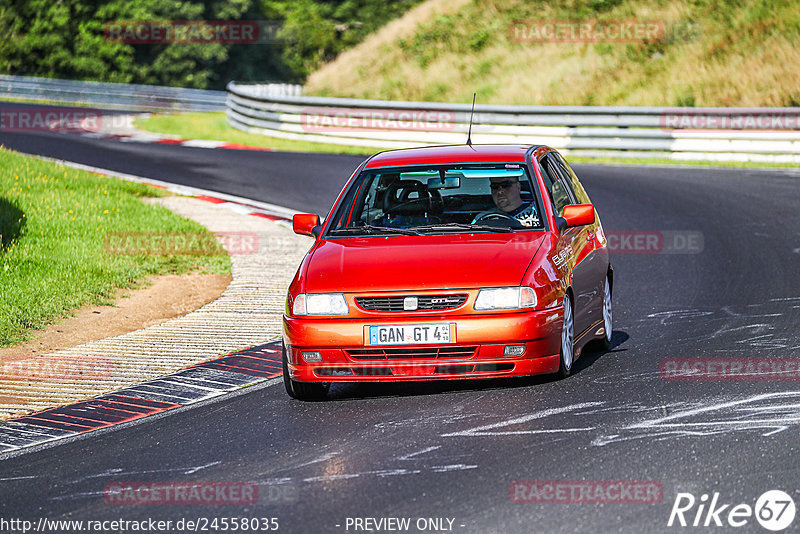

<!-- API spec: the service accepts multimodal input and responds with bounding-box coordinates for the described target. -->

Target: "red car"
[282,145,612,400]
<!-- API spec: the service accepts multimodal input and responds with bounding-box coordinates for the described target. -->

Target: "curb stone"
[0,171,313,452]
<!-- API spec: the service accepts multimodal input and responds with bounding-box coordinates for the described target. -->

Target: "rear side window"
[538,154,574,216]
[552,152,591,205]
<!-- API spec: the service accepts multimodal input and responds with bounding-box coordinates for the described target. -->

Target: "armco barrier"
[226,81,800,163]
[0,75,299,113]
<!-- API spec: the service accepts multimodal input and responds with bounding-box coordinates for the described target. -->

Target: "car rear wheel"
[599,275,612,350]
[557,295,574,378]
[282,341,330,401]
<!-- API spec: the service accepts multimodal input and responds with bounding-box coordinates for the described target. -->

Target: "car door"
[538,153,595,338]
[551,152,608,337]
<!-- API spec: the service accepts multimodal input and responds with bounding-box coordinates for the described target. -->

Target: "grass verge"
[305,0,800,107]
[135,112,372,155]
[137,111,799,169]
[0,148,231,347]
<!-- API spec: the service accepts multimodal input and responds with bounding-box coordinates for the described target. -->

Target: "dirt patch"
[0,272,231,362]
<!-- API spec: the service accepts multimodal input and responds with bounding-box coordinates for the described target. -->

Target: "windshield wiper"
[415,222,513,233]
[328,225,422,236]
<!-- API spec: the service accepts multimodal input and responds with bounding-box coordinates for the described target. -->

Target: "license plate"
[368,323,454,346]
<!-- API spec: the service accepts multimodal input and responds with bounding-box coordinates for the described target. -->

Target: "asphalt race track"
[2,122,800,533]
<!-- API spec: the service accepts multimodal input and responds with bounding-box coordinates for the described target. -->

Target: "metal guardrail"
[226,81,800,163]
[0,75,301,113]
[0,75,228,112]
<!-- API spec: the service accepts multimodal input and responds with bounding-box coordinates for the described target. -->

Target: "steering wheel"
[471,211,519,224]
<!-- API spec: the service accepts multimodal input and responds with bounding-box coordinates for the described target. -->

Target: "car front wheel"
[557,295,574,379]
[598,275,612,350]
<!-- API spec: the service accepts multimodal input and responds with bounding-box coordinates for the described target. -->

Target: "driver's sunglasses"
[490,180,519,191]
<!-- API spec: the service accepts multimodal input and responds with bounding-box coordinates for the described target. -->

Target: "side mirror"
[561,204,595,228]
[293,214,321,237]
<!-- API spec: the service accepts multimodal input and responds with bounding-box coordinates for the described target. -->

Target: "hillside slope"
[305,0,800,106]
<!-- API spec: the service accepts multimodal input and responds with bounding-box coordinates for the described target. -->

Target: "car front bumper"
[283,307,564,383]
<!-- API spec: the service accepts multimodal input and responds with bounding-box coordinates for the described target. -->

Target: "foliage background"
[305,0,800,106]
[0,0,422,89]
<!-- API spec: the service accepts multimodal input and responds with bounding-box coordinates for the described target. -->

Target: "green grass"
[0,149,231,347]
[305,0,800,107]
[135,112,372,156]
[136,111,799,169]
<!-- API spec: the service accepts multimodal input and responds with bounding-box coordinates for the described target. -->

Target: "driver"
[474,176,541,227]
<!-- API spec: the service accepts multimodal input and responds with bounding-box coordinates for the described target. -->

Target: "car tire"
[282,341,330,401]
[598,275,613,351]
[557,294,575,379]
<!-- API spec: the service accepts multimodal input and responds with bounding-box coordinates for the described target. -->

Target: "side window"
[538,154,573,216]
[331,173,375,227]
[552,152,591,205]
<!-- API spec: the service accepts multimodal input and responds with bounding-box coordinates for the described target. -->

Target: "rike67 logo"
[668,490,796,531]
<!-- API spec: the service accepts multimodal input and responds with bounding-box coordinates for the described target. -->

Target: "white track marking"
[397,446,441,461]
[184,461,222,474]
[440,402,603,437]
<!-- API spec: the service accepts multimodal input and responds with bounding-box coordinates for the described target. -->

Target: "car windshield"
[327,164,544,236]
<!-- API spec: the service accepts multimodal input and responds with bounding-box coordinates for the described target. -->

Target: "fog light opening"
[302,350,322,363]
[503,345,526,357]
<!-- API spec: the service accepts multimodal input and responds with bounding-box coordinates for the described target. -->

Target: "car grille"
[313,362,513,377]
[355,294,468,312]
[346,346,478,360]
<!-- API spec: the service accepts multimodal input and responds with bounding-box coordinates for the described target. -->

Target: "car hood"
[304,233,546,292]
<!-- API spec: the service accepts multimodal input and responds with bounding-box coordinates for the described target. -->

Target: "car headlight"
[474,287,537,310]
[292,293,349,316]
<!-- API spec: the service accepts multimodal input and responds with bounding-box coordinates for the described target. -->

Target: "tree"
[0,0,422,87]
[0,0,251,88]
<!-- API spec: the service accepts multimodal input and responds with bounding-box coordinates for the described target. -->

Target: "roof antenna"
[466,92,476,146]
